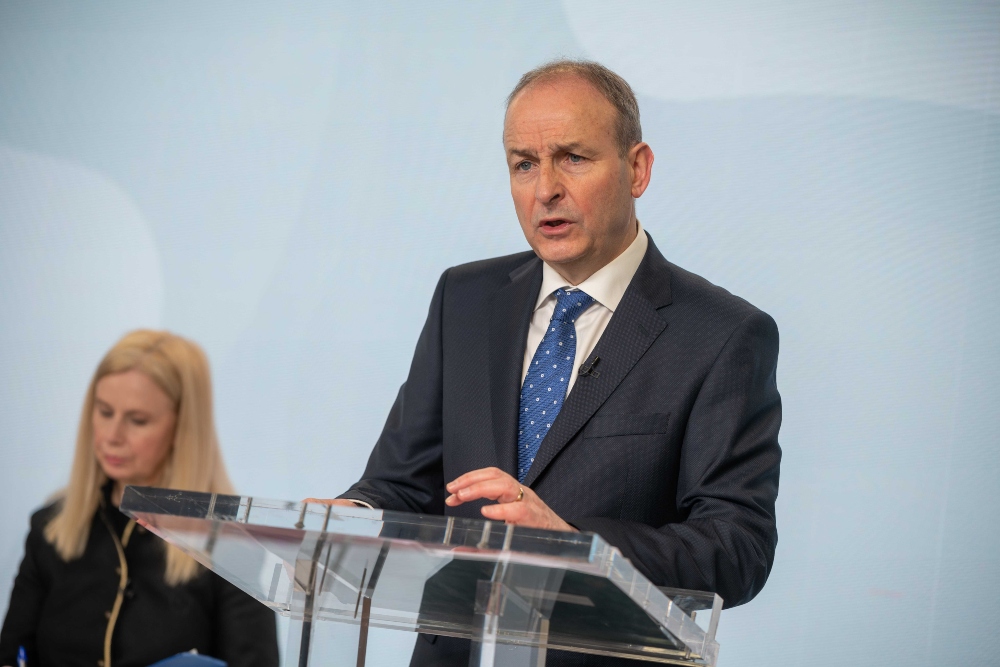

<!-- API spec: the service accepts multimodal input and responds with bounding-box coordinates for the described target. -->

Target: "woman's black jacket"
[0,492,279,667]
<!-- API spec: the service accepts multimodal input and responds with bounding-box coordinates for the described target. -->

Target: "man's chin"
[535,249,587,269]
[531,237,587,265]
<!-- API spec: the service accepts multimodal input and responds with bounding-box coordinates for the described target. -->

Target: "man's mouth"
[539,218,573,234]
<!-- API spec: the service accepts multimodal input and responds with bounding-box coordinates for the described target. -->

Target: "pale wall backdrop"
[1,2,998,665]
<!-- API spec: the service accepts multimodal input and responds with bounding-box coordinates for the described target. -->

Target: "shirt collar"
[535,221,648,313]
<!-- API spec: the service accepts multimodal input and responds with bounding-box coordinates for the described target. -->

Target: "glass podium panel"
[120,486,721,667]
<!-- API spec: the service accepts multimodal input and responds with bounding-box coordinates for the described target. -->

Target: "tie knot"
[551,288,594,323]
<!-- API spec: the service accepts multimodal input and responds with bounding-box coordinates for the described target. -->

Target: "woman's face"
[92,369,177,491]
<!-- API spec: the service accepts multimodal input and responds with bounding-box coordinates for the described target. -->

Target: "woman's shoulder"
[27,498,62,533]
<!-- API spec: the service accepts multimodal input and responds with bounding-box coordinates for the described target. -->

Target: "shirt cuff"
[348,499,374,510]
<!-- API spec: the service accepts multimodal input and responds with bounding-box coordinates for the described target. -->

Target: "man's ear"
[628,142,654,198]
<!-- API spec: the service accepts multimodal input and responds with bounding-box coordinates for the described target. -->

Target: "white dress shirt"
[521,222,648,396]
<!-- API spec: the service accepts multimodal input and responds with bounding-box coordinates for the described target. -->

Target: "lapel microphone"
[578,356,601,378]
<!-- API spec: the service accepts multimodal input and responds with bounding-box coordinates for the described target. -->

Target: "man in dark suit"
[319,60,781,665]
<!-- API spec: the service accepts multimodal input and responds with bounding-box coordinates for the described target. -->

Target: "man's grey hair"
[506,59,642,157]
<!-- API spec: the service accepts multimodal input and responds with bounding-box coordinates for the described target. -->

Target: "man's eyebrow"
[506,147,537,159]
[554,141,586,154]
[507,142,589,160]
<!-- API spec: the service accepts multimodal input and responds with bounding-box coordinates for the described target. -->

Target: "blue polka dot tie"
[517,288,595,482]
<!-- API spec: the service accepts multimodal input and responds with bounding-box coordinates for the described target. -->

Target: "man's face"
[503,76,644,284]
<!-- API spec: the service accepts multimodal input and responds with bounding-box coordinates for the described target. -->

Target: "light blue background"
[1,2,998,665]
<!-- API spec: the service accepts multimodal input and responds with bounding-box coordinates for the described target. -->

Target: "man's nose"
[534,162,564,204]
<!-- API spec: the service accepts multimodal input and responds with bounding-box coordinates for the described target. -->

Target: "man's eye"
[568,154,584,163]
[515,161,532,171]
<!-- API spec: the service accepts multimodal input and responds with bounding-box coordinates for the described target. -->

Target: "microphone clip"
[578,356,601,379]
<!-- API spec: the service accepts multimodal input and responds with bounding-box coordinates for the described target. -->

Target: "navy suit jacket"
[341,234,781,661]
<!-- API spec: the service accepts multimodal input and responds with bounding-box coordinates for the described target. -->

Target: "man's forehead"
[503,76,616,149]
[509,76,611,117]
[510,71,605,105]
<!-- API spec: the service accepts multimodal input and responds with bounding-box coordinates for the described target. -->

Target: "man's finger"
[446,467,506,493]
[449,478,517,505]
[459,479,516,502]
[481,500,528,524]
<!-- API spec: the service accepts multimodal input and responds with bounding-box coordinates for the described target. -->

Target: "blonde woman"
[0,330,278,667]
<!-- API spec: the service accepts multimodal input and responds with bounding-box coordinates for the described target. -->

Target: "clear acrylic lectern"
[120,486,721,667]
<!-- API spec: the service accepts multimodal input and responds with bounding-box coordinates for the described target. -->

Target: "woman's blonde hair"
[44,329,234,585]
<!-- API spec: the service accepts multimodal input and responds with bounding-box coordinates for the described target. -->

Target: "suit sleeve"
[337,270,448,514]
[573,309,782,608]
[0,512,51,664]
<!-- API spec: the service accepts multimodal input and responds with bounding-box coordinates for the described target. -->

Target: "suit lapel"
[489,257,543,477]
[523,236,673,487]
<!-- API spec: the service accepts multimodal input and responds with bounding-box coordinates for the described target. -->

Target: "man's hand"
[445,467,577,532]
